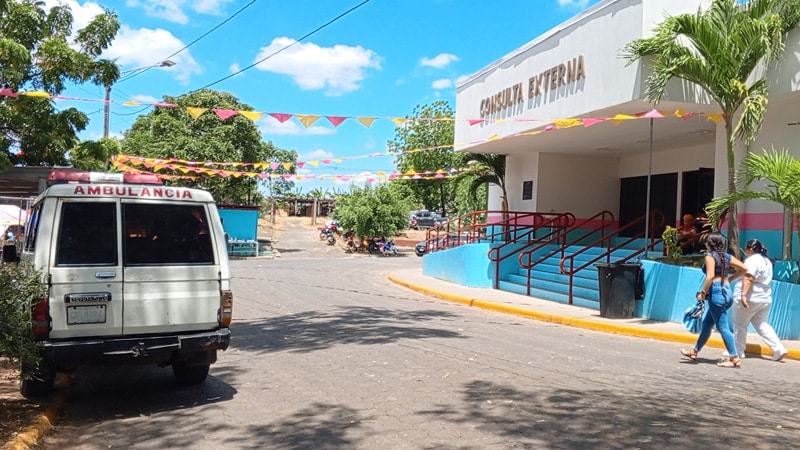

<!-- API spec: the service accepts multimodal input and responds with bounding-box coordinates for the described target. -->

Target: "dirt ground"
[0,216,428,445]
[0,357,47,445]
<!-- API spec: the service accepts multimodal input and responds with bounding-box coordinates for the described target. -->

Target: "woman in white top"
[732,239,788,361]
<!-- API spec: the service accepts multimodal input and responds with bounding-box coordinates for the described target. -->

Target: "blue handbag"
[682,300,705,334]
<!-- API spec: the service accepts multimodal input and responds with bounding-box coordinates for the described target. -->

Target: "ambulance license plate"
[67,305,106,325]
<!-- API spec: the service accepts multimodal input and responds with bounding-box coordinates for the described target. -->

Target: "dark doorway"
[619,173,678,238]
[681,168,715,221]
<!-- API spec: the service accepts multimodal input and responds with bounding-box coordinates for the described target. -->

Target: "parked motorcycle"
[324,228,336,245]
[367,237,383,255]
[343,231,358,252]
[318,221,338,240]
[380,239,399,256]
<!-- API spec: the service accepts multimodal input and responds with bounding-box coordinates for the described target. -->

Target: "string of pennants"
[110,155,469,183]
[0,88,725,129]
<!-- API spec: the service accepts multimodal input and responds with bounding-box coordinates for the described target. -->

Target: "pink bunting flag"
[0,88,18,97]
[269,113,293,123]
[152,102,177,107]
[582,118,605,127]
[213,109,239,120]
[270,162,280,170]
[468,119,485,126]
[326,116,348,127]
[296,162,305,169]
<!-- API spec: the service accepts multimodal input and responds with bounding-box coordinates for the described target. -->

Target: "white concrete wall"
[455,0,702,149]
[536,153,619,217]
[503,154,540,211]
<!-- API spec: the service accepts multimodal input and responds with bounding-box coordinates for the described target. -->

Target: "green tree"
[389,101,463,215]
[121,89,289,204]
[69,137,120,171]
[0,1,120,167]
[623,0,800,255]
[459,153,508,212]
[333,183,414,238]
[706,148,800,261]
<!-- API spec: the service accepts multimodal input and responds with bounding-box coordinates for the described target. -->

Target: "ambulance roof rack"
[48,170,163,185]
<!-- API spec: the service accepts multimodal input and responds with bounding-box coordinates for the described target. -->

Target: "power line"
[121,0,260,83]
[191,0,373,93]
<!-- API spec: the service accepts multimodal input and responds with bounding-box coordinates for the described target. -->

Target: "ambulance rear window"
[123,204,213,265]
[55,202,118,266]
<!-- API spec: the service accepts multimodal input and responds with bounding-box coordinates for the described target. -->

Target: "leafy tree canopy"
[333,183,414,238]
[0,0,120,168]
[389,100,463,215]
[121,89,295,205]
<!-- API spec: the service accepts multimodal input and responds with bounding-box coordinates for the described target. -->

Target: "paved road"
[40,224,800,449]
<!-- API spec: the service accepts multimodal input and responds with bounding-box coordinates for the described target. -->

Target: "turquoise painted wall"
[218,208,258,241]
[424,248,800,339]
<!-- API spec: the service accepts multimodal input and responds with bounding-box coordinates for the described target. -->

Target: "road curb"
[388,274,799,361]
[4,373,70,450]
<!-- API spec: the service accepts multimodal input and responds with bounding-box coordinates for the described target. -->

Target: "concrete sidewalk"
[389,268,800,361]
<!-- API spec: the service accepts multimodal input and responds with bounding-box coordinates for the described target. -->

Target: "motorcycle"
[323,228,336,245]
[343,231,358,252]
[367,237,383,255]
[380,239,398,256]
[318,221,338,240]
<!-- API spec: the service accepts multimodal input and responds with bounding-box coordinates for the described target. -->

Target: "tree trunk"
[725,120,740,255]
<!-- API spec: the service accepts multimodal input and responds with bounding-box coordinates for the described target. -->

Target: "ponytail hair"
[705,231,728,268]
[745,239,768,258]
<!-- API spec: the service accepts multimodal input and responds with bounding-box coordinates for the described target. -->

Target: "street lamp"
[103,60,176,138]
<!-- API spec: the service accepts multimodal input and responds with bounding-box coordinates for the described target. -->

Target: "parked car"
[410,211,445,230]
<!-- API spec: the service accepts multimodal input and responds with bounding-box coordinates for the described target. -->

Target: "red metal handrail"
[517,210,616,296]
[486,212,575,288]
[557,210,665,304]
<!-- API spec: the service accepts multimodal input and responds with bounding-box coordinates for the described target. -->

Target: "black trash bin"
[594,263,644,318]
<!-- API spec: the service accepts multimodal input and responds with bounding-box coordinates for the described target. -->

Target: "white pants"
[732,301,786,357]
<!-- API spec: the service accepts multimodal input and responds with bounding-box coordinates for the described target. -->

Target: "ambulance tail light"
[48,170,162,185]
[219,290,233,328]
[31,297,51,341]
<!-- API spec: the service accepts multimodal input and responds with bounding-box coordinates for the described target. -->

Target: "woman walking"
[731,239,788,361]
[681,232,747,367]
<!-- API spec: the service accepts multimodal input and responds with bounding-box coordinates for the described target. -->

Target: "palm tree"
[462,153,508,212]
[460,153,508,239]
[623,0,800,255]
[706,148,800,262]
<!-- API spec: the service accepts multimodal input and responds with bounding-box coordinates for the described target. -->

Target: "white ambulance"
[20,170,233,397]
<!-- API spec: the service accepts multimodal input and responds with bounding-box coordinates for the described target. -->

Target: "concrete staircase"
[497,244,637,309]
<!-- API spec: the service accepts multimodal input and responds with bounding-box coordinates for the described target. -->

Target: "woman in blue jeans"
[681,232,747,368]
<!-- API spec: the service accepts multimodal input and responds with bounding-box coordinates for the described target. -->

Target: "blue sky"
[51,0,603,193]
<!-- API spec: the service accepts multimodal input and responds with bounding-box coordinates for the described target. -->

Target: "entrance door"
[681,168,715,219]
[618,173,678,238]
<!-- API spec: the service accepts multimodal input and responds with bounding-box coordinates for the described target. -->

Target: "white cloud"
[126,0,189,24]
[104,25,202,83]
[300,149,335,161]
[432,79,452,89]
[556,0,590,8]
[420,53,458,69]
[254,37,381,96]
[42,0,105,31]
[229,62,242,75]
[192,0,235,15]
[259,116,335,136]
[131,94,160,104]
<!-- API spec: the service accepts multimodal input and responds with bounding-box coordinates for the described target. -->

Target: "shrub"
[0,263,45,372]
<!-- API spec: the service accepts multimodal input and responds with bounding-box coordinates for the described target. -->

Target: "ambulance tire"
[172,362,210,386]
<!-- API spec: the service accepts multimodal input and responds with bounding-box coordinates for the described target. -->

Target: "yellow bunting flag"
[282,162,293,170]
[239,111,264,121]
[22,91,50,98]
[391,118,408,126]
[553,119,582,128]
[186,107,208,119]
[123,101,143,106]
[706,113,724,125]
[295,115,321,127]
[356,117,377,128]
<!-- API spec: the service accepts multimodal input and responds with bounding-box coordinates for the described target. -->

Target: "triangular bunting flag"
[123,100,142,106]
[552,119,582,128]
[239,111,264,121]
[269,113,293,123]
[582,118,606,127]
[391,118,408,126]
[186,107,208,119]
[213,109,239,120]
[326,116,348,127]
[295,115,321,127]
[706,113,724,125]
[356,117,377,128]
[468,119,485,126]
